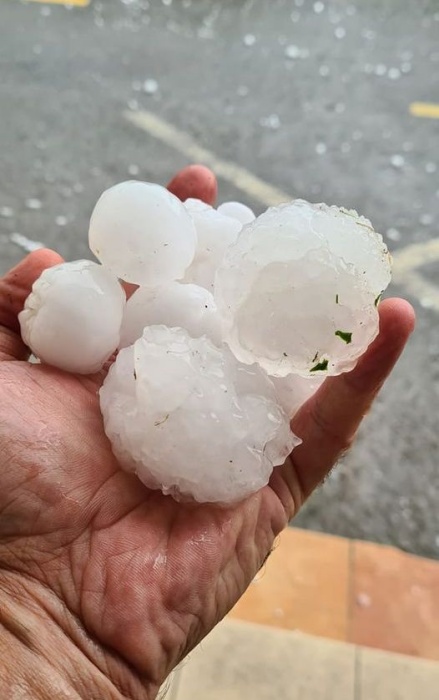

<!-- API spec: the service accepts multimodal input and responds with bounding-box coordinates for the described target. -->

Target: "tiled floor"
[168,619,439,700]
[229,528,439,661]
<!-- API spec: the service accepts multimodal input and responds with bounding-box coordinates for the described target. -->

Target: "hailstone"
[89,181,197,287]
[215,200,391,377]
[19,260,125,374]
[184,207,242,291]
[272,374,325,419]
[119,281,222,348]
[100,326,299,504]
[218,201,256,225]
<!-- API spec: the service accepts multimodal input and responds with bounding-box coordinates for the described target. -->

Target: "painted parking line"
[410,102,439,119]
[28,0,90,6]
[124,110,290,207]
[125,109,439,311]
[392,238,439,311]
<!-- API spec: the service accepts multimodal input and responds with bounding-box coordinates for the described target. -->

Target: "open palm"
[0,170,414,699]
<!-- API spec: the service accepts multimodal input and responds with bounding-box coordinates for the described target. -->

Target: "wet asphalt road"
[1,0,438,557]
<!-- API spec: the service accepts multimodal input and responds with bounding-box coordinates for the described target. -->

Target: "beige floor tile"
[230,528,350,641]
[358,646,439,700]
[174,618,355,700]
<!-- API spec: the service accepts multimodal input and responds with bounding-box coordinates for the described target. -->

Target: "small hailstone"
[426,162,437,174]
[313,1,325,13]
[374,64,387,76]
[217,202,256,225]
[184,207,242,292]
[143,79,158,94]
[390,154,405,168]
[0,206,14,218]
[89,181,197,287]
[388,67,401,80]
[19,260,125,374]
[25,198,42,211]
[100,326,299,504]
[315,142,327,155]
[119,282,222,348]
[243,33,256,47]
[55,215,68,227]
[386,227,401,242]
[285,44,301,59]
[334,26,346,39]
[215,200,391,377]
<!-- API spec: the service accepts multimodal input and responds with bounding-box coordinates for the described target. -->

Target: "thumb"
[0,249,64,361]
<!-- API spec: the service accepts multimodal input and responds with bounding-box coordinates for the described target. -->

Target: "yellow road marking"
[125,108,439,310]
[28,0,90,6]
[409,102,439,119]
[392,239,439,310]
[124,110,290,207]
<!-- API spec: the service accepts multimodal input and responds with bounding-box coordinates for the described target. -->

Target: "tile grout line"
[348,539,361,700]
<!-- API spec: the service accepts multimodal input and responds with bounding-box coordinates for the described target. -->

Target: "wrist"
[0,570,158,700]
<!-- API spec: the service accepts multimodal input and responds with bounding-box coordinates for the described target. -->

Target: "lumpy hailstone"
[19,260,125,374]
[119,281,222,348]
[184,206,242,291]
[215,200,391,378]
[100,326,299,504]
[89,181,197,287]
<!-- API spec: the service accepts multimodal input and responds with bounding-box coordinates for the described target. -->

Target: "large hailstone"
[100,326,299,504]
[19,260,125,374]
[215,200,391,377]
[184,206,242,291]
[89,181,197,287]
[272,374,325,419]
[119,281,222,348]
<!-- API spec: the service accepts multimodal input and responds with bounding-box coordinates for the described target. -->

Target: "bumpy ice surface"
[215,200,391,377]
[100,326,299,504]
[89,181,197,287]
[217,201,256,225]
[19,260,125,374]
[184,205,242,291]
[119,281,222,348]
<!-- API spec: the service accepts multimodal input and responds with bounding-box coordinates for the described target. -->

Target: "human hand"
[0,168,415,699]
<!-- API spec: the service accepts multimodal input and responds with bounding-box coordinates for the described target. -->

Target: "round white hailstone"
[271,374,325,419]
[215,200,391,377]
[19,260,125,374]
[119,282,222,348]
[100,326,299,504]
[218,201,256,225]
[89,181,197,287]
[184,197,212,214]
[184,207,242,292]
